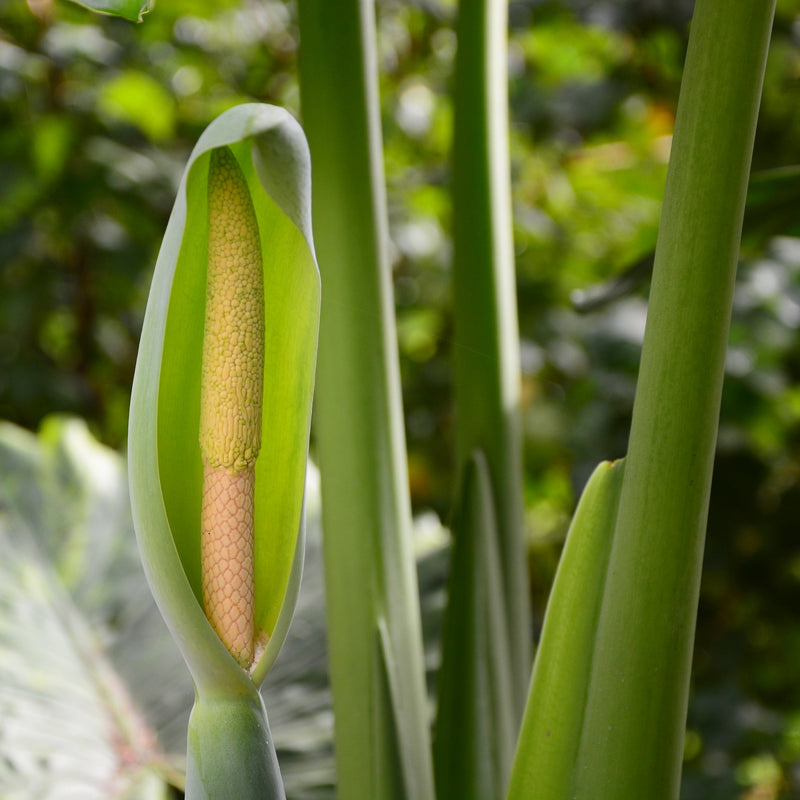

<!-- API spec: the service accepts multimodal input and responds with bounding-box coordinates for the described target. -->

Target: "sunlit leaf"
[98,71,176,141]
[61,0,152,23]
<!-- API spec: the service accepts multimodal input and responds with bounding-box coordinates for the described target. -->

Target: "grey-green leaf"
[0,417,188,798]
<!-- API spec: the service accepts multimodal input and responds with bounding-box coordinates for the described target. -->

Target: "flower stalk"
[128,104,320,799]
[433,0,528,795]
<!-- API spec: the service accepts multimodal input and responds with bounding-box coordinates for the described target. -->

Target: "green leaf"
[434,451,516,800]
[507,459,624,799]
[0,417,188,798]
[128,103,319,695]
[98,71,176,141]
[60,0,152,22]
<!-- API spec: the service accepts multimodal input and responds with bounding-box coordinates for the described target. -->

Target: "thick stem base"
[186,691,285,800]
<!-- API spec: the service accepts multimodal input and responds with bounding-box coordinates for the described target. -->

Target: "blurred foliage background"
[3,0,800,796]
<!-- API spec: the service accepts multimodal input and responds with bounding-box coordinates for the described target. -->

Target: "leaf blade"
[507,459,624,799]
[61,0,152,22]
[434,450,517,800]
[0,418,188,798]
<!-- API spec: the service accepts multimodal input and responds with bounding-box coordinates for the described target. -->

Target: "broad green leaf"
[128,103,319,694]
[60,0,152,22]
[0,418,188,798]
[434,451,516,800]
[507,459,624,799]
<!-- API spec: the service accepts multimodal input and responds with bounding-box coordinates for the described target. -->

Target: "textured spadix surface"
[200,147,264,669]
[129,104,319,693]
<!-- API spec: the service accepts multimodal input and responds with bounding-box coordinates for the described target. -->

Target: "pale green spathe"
[128,104,320,798]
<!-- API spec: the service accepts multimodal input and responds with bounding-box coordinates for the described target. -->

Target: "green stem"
[450,0,531,709]
[433,1,529,794]
[574,2,775,797]
[186,690,284,800]
[297,2,435,799]
[434,452,517,800]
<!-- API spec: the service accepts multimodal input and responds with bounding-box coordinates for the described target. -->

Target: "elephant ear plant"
[128,103,319,799]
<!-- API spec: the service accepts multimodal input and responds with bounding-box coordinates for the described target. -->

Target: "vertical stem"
[451,0,530,707]
[297,2,435,799]
[575,2,775,797]
[186,691,285,800]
